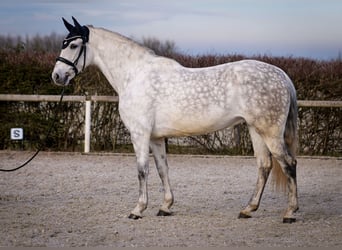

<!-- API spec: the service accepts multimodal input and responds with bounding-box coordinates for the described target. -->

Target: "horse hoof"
[238,212,251,219]
[128,213,142,220]
[283,217,296,223]
[157,210,172,216]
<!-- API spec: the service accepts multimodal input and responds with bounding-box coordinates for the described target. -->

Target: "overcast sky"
[0,0,341,59]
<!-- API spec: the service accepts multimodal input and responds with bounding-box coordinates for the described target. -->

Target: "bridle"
[56,35,87,75]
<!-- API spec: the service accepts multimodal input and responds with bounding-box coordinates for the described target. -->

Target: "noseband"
[56,36,87,75]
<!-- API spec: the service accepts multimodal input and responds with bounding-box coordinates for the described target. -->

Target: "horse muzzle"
[52,68,74,86]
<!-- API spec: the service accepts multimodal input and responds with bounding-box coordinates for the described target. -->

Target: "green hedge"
[0,39,341,155]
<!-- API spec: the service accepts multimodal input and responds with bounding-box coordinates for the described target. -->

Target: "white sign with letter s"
[10,128,24,140]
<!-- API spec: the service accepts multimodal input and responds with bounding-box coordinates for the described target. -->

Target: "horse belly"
[152,108,242,138]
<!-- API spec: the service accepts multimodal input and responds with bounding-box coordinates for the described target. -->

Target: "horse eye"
[70,44,78,49]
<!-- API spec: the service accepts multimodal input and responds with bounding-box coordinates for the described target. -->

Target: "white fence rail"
[1,94,341,153]
[1,94,341,107]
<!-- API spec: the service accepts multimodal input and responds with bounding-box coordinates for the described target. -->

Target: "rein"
[1,19,88,172]
[0,87,65,172]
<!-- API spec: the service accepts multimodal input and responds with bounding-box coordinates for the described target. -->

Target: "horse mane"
[88,26,156,56]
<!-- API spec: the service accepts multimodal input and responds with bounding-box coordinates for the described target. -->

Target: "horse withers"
[52,17,298,223]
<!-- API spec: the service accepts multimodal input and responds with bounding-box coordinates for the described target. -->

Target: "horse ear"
[62,17,74,32]
[72,16,82,30]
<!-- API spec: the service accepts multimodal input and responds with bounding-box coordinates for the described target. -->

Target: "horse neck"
[88,27,155,94]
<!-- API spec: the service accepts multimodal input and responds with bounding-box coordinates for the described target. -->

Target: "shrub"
[0,35,340,155]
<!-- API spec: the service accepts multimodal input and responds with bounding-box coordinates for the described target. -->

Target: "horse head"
[52,17,90,86]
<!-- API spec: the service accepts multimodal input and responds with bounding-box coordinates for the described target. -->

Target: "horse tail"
[271,86,298,192]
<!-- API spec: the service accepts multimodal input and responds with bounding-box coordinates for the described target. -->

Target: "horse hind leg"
[264,136,298,223]
[150,138,174,216]
[239,126,272,219]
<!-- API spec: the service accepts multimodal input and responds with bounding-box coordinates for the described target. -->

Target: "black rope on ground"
[0,87,65,172]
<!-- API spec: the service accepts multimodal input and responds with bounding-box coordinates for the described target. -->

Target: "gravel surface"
[0,151,341,247]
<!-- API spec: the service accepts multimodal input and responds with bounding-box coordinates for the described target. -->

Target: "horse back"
[123,59,294,138]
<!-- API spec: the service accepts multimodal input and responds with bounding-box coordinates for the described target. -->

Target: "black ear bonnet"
[62,16,89,49]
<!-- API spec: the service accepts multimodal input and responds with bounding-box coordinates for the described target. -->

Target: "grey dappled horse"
[52,17,298,223]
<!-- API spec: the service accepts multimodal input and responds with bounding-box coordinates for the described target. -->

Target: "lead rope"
[0,87,66,172]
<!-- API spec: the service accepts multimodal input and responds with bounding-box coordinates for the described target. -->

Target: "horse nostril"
[54,73,60,80]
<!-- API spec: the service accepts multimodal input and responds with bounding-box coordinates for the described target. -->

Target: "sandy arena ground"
[0,151,341,247]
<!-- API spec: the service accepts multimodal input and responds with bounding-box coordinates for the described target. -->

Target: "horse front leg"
[128,133,151,220]
[150,138,174,216]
